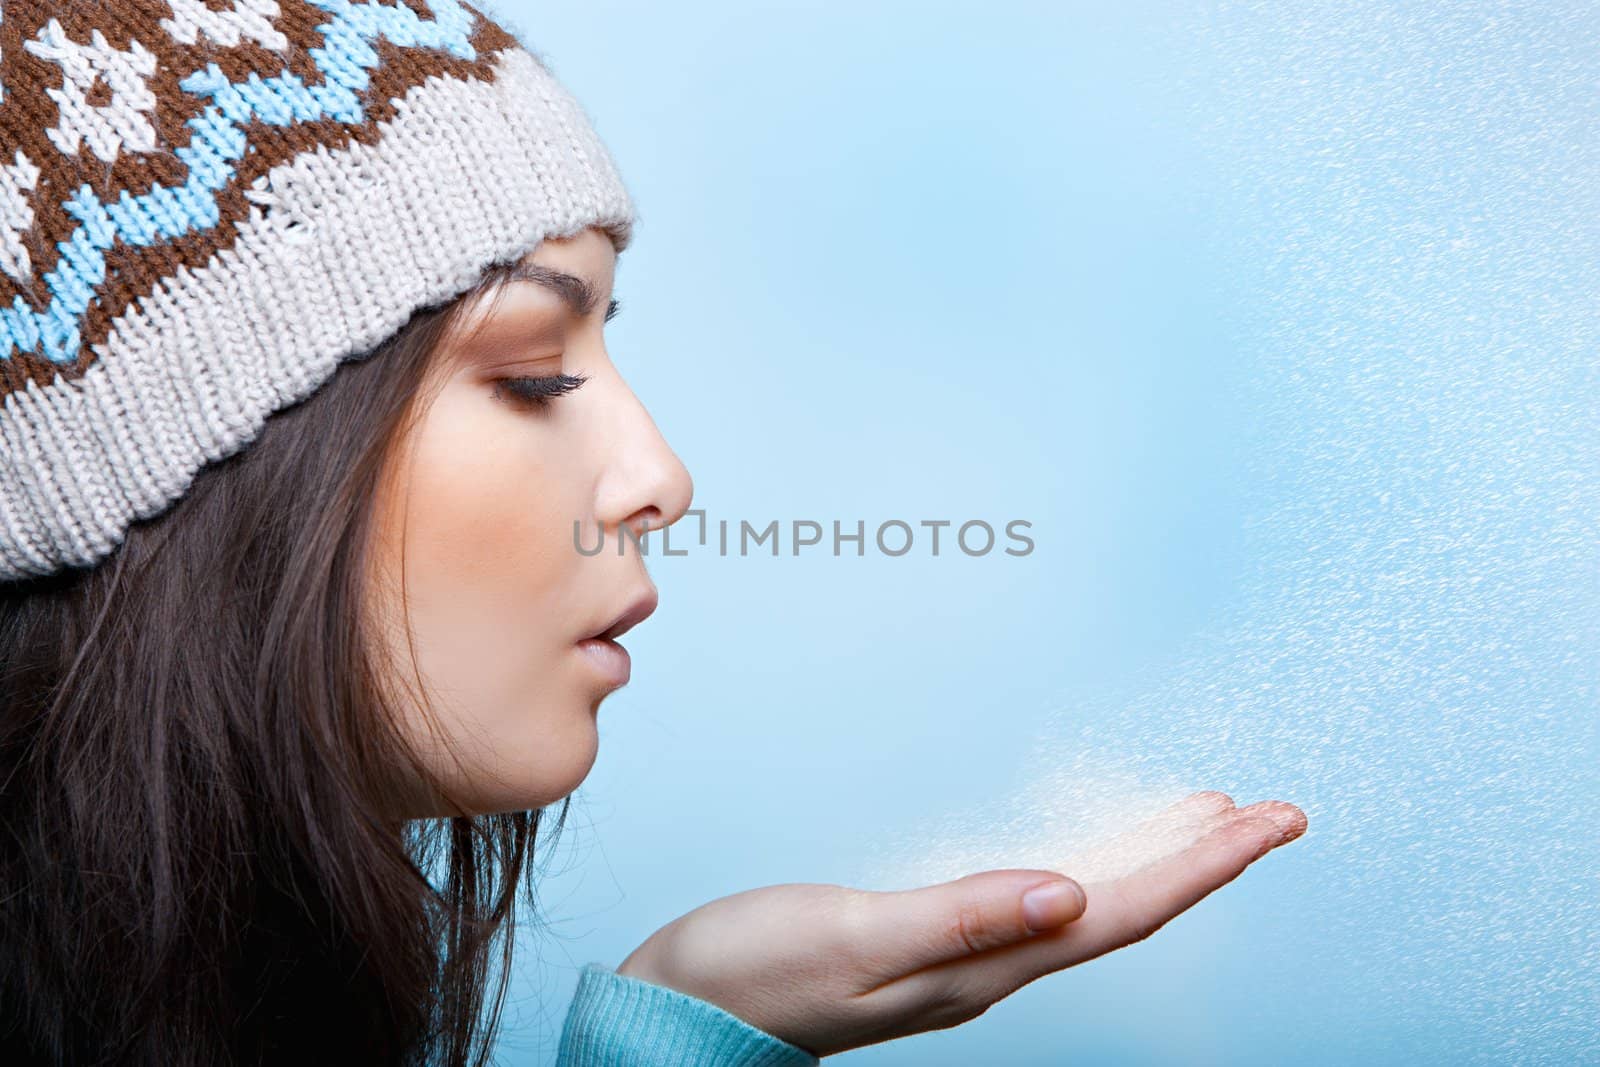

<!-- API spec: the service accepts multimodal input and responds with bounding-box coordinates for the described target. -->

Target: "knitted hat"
[0,0,633,582]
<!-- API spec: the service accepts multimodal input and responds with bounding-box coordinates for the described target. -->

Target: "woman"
[0,2,1306,1064]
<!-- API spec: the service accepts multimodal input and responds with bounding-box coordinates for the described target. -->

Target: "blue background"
[479,3,1598,1064]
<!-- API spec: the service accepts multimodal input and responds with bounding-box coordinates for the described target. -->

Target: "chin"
[415,702,602,815]
[516,718,600,811]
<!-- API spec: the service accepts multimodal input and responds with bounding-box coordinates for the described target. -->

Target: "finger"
[1087,789,1240,850]
[1028,800,1307,974]
[1057,790,1242,883]
[866,801,1306,1009]
[855,868,1090,982]
[851,791,1236,985]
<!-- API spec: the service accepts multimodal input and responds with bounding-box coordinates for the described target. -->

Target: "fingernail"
[1021,879,1084,933]
[1269,809,1307,844]
[1255,818,1302,859]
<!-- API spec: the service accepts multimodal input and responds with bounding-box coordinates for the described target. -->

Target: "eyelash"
[493,297,617,410]
[497,372,588,410]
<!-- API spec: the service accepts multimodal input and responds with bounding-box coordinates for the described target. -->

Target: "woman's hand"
[615,791,1306,1057]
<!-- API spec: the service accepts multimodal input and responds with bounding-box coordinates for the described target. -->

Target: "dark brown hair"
[0,270,563,1066]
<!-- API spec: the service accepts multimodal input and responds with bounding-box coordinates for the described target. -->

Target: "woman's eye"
[495,373,588,410]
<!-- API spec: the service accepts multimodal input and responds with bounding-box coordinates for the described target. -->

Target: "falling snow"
[866,3,1598,1063]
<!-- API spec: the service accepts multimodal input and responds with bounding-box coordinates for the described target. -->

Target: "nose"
[591,373,694,544]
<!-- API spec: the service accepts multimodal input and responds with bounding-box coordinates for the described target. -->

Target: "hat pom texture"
[0,0,634,581]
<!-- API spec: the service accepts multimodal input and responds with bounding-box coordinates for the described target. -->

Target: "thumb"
[871,870,1088,973]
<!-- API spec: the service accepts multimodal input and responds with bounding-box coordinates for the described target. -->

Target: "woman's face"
[366,226,693,816]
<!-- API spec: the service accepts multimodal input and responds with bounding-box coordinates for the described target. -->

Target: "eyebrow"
[497,261,600,318]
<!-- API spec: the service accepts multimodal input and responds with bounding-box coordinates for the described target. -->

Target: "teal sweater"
[557,964,821,1066]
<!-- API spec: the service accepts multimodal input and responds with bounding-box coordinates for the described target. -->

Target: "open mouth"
[588,587,659,643]
[577,586,659,690]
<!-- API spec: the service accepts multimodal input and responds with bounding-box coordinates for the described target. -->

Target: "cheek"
[408,408,568,595]
[370,388,599,809]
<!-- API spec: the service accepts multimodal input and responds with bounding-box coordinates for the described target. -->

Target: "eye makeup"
[475,291,616,411]
[495,373,588,410]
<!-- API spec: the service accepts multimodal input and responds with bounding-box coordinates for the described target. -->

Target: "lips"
[589,587,659,643]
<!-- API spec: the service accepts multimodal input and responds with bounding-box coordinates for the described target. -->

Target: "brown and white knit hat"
[0,0,633,581]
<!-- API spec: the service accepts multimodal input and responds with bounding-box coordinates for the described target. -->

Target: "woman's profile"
[0,2,1305,1064]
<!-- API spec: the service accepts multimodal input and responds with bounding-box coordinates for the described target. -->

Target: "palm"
[618,791,1307,1057]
